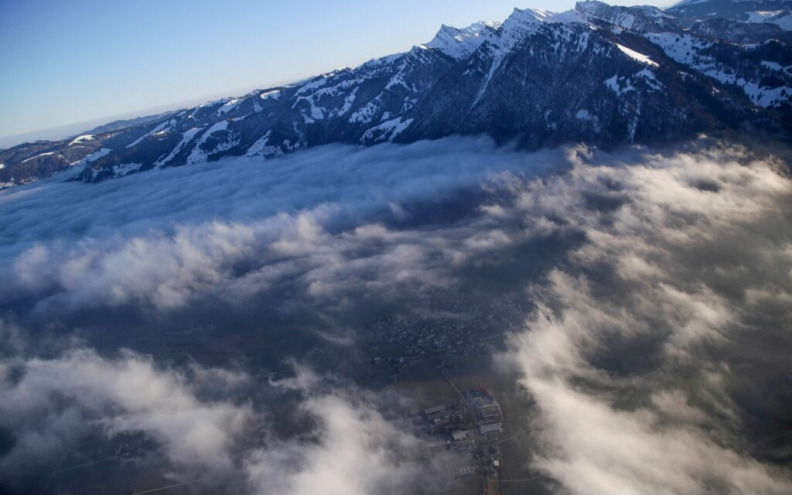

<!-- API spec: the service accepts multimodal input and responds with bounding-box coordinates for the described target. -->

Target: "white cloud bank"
[0,349,250,472]
[0,349,447,494]
[0,138,791,494]
[0,136,560,313]
[503,146,792,494]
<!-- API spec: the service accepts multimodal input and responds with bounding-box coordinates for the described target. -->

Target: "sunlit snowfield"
[1,137,791,494]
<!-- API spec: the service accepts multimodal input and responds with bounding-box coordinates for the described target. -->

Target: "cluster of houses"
[409,387,505,484]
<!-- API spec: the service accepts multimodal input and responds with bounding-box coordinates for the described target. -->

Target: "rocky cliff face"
[1,0,790,187]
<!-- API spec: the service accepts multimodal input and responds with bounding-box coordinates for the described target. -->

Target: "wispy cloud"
[0,348,451,494]
[504,146,792,494]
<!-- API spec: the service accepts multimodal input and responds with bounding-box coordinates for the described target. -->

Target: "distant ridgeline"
[2,0,791,187]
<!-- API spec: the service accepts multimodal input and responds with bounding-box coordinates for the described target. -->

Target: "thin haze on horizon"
[0,0,674,145]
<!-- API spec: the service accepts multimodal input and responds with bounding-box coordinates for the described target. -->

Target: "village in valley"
[411,384,506,494]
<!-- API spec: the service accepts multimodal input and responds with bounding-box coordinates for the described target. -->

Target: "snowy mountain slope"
[1,0,790,187]
[689,17,792,43]
[667,0,792,29]
[577,1,678,32]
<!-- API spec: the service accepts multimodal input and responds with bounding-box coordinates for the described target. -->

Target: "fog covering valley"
[1,136,791,494]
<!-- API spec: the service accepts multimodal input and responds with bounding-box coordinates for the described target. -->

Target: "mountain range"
[1,0,790,187]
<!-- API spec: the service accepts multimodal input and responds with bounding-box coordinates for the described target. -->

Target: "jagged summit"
[419,5,589,62]
[502,6,586,31]
[422,21,501,60]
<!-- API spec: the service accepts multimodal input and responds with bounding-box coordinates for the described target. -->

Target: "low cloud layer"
[0,138,790,494]
[0,348,250,473]
[504,146,792,494]
[0,349,447,494]
[0,136,560,314]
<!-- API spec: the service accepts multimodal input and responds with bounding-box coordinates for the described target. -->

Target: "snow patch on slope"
[127,121,172,149]
[218,99,241,115]
[605,75,636,95]
[770,13,792,31]
[646,33,713,66]
[361,118,414,143]
[21,152,57,163]
[71,148,111,167]
[616,43,659,67]
[260,90,282,101]
[187,121,236,164]
[246,131,282,158]
[331,87,358,118]
[156,127,204,168]
[112,163,143,177]
[68,135,94,146]
[350,100,380,124]
[745,10,792,30]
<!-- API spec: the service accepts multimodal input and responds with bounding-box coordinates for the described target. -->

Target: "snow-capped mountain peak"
[423,21,501,60]
[504,6,585,31]
[487,7,586,58]
[423,7,586,62]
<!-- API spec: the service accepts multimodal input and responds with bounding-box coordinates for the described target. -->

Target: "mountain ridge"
[1,0,790,187]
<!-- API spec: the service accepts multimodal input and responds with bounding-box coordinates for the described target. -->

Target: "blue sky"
[0,0,672,143]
